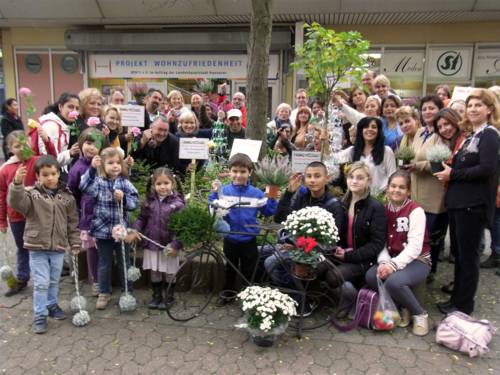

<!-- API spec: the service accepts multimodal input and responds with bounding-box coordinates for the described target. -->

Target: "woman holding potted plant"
[406,95,447,283]
[434,89,500,315]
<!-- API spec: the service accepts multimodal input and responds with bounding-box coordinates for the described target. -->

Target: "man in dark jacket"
[132,116,183,174]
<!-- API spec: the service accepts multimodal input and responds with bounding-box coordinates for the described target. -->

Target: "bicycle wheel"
[166,247,224,322]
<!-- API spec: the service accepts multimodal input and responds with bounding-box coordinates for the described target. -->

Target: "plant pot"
[265,185,281,199]
[430,161,444,174]
[248,323,288,347]
[292,262,316,280]
[397,159,411,167]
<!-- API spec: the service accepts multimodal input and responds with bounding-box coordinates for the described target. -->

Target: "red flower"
[296,236,317,253]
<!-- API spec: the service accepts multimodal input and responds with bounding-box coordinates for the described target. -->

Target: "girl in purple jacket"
[67,128,107,296]
[129,167,185,310]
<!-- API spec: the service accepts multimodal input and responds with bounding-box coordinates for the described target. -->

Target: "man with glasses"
[290,89,310,126]
[133,115,182,173]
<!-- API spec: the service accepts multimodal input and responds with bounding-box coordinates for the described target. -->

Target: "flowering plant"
[254,155,293,187]
[87,117,101,127]
[129,83,148,104]
[129,127,142,153]
[426,144,451,163]
[237,286,297,332]
[19,87,36,119]
[289,236,322,265]
[283,206,339,246]
[68,110,80,137]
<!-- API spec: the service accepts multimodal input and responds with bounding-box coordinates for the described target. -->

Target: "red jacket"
[0,142,57,228]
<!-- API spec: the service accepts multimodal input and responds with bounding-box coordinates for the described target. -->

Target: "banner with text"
[89,54,280,79]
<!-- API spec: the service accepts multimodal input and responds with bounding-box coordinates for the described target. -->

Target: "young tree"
[246,0,273,159]
[292,23,370,159]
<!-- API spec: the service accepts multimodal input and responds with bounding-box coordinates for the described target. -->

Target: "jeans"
[491,207,500,256]
[10,221,30,283]
[29,251,64,318]
[263,249,293,288]
[365,260,430,315]
[96,239,131,294]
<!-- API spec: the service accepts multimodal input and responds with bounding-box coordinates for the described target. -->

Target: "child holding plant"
[209,153,277,306]
[0,130,57,296]
[67,128,108,296]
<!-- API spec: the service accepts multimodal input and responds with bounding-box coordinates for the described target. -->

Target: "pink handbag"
[436,311,497,357]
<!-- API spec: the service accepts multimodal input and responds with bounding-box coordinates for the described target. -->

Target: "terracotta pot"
[292,262,316,280]
[265,185,281,199]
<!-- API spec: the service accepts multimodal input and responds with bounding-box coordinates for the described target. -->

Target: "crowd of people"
[0,73,499,339]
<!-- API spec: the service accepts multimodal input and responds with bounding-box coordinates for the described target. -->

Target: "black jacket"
[133,133,183,174]
[1,113,24,138]
[274,188,346,237]
[446,126,500,226]
[342,194,386,267]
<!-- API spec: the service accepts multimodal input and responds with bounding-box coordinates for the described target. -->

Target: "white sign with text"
[381,50,424,77]
[292,151,322,173]
[117,105,145,128]
[476,49,500,77]
[179,138,209,160]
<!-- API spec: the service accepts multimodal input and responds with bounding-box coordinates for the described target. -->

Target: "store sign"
[88,54,279,79]
[476,49,500,77]
[428,46,473,80]
[381,51,424,77]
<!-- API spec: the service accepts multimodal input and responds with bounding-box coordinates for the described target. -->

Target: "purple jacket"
[67,155,95,230]
[133,192,185,251]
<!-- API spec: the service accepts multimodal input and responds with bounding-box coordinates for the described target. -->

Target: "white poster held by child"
[117,105,145,128]
[451,86,476,103]
[292,151,321,173]
[229,139,262,162]
[179,138,209,160]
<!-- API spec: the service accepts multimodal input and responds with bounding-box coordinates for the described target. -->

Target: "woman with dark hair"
[1,98,24,158]
[349,86,368,113]
[407,95,446,283]
[381,94,403,151]
[435,88,500,314]
[331,116,396,194]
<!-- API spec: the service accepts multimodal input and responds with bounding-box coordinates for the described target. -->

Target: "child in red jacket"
[0,130,56,296]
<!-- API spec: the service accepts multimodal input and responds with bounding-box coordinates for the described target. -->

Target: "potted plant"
[237,286,297,347]
[129,82,148,104]
[282,206,340,279]
[426,144,451,173]
[395,146,415,167]
[254,155,293,199]
[168,199,216,249]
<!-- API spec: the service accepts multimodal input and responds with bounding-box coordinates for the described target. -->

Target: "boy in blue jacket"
[209,153,277,306]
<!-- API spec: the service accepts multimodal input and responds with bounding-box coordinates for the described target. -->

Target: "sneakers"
[96,293,111,310]
[412,313,429,336]
[4,280,28,297]
[33,316,48,334]
[91,283,100,297]
[47,304,66,320]
[398,308,411,328]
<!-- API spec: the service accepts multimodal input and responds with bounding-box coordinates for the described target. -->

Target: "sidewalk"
[0,232,499,374]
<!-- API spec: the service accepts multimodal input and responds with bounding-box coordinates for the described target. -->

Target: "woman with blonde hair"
[435,88,500,314]
[166,90,189,134]
[395,106,420,149]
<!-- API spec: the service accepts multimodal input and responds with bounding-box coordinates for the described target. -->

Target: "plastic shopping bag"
[372,276,401,330]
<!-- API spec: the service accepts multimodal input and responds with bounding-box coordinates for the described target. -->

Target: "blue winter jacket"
[208,182,277,243]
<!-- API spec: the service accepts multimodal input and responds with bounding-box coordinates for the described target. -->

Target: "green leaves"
[292,22,370,101]
[17,134,34,160]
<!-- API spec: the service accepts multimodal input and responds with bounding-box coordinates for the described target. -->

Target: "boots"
[148,282,163,310]
[164,282,175,307]
[480,252,500,269]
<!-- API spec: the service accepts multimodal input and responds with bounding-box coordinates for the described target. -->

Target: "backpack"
[436,311,497,358]
[331,287,379,331]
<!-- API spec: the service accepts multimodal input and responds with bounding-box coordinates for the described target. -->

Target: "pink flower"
[68,110,79,121]
[130,127,142,137]
[87,117,101,126]
[19,87,32,97]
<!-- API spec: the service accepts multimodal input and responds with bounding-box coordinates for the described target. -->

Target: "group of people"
[0,75,499,339]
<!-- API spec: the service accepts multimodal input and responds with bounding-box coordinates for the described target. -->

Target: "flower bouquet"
[426,144,451,173]
[129,83,148,104]
[395,146,415,167]
[282,206,339,279]
[237,286,297,347]
[254,155,293,199]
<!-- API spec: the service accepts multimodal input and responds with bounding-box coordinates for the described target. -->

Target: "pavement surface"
[1,231,499,375]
